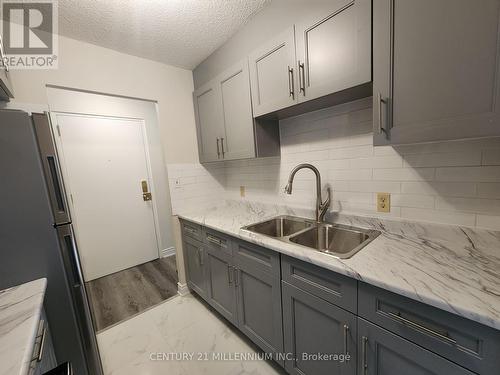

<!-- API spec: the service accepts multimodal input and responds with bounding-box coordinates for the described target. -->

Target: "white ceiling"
[58,0,270,70]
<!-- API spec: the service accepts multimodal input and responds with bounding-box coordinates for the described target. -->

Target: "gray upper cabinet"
[373,0,500,146]
[295,0,371,103]
[193,81,224,163]
[193,60,280,163]
[282,282,357,375]
[217,60,256,160]
[358,318,475,375]
[249,27,298,116]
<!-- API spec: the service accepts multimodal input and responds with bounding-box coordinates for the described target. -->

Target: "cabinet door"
[234,244,283,362]
[184,236,208,298]
[295,0,371,103]
[373,0,500,145]
[216,60,256,161]
[282,282,356,375]
[206,247,237,324]
[193,80,224,162]
[358,318,475,375]
[248,27,298,116]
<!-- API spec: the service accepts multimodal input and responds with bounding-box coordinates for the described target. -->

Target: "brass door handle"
[141,180,152,201]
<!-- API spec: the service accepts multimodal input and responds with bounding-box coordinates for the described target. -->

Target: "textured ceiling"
[58,0,270,69]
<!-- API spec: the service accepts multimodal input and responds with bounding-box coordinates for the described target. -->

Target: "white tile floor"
[96,293,285,375]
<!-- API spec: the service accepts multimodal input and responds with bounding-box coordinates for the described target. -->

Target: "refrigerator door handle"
[57,225,84,288]
[32,112,71,225]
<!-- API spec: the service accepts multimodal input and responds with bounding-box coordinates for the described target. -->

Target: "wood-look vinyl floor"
[86,256,178,332]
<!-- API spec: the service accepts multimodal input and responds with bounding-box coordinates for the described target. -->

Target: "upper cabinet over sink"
[373,0,500,146]
[249,0,372,119]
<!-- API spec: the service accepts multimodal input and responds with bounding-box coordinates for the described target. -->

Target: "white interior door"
[54,114,159,281]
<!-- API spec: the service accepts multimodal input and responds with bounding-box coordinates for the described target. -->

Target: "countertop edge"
[178,214,500,332]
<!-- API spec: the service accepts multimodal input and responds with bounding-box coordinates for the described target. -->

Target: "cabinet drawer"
[233,239,279,275]
[359,282,500,374]
[203,228,231,254]
[281,255,357,313]
[181,220,202,241]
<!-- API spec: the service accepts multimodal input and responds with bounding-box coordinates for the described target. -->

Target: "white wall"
[168,98,500,230]
[5,35,199,164]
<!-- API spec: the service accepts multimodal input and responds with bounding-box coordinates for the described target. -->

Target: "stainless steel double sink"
[242,216,381,259]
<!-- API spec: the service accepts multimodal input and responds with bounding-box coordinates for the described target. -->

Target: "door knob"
[141,180,152,201]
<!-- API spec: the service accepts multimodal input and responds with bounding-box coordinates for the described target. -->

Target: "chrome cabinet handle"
[184,226,197,235]
[288,66,295,98]
[377,92,388,136]
[343,324,349,356]
[387,311,457,345]
[234,268,240,287]
[220,137,225,158]
[216,138,220,159]
[32,320,46,362]
[206,234,223,247]
[362,336,368,375]
[227,265,233,285]
[298,61,305,95]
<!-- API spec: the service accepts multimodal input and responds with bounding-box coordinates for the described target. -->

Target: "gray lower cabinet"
[206,246,238,324]
[233,240,283,362]
[183,235,208,298]
[282,282,357,375]
[373,0,500,146]
[358,318,474,375]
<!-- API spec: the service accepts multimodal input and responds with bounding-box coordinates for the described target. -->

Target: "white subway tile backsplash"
[482,149,500,165]
[168,103,500,230]
[373,168,435,181]
[401,207,476,227]
[436,166,500,182]
[403,151,481,168]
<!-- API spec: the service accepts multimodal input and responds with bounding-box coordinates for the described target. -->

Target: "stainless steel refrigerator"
[0,109,103,375]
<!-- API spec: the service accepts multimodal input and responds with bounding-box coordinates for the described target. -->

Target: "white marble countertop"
[178,200,500,331]
[0,278,47,375]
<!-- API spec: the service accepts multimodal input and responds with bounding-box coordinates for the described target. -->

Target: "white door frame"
[49,111,162,263]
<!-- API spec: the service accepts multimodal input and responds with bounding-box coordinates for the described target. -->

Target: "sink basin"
[289,223,380,258]
[242,216,314,238]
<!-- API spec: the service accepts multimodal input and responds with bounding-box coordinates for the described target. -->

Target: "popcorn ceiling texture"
[168,97,500,230]
[58,0,270,69]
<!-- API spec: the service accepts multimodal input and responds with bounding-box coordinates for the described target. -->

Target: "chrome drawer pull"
[206,234,223,246]
[362,336,368,375]
[184,226,197,235]
[343,324,349,356]
[387,311,457,345]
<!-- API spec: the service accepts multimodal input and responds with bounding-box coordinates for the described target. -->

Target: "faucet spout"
[284,163,331,223]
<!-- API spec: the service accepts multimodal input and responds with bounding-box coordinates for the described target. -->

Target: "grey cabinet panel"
[181,220,202,242]
[217,60,256,160]
[281,255,357,313]
[358,318,475,375]
[374,0,500,145]
[193,80,224,162]
[206,246,238,324]
[282,282,356,375]
[249,27,298,116]
[359,282,500,375]
[183,236,208,298]
[295,0,371,103]
[233,240,283,362]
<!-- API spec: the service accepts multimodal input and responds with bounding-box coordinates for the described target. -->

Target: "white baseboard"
[161,246,176,258]
[177,282,190,296]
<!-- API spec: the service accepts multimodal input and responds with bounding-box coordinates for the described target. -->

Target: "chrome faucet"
[284,163,331,223]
